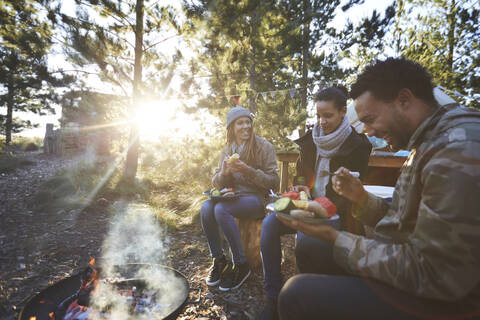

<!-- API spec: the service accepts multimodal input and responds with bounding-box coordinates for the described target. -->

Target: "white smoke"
[88,201,187,319]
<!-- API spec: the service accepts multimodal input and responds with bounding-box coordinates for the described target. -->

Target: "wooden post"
[44,123,54,154]
[280,161,289,193]
[276,152,300,192]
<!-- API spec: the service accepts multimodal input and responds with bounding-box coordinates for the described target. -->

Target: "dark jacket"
[293,128,372,230]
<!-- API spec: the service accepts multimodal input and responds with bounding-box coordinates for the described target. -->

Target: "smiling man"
[276,57,480,320]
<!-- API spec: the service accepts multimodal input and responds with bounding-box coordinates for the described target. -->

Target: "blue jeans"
[279,274,480,320]
[260,212,341,300]
[201,195,264,265]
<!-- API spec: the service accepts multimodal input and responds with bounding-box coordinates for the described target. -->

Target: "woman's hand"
[229,159,251,174]
[219,159,231,176]
[291,185,311,199]
[276,214,338,244]
[332,167,367,205]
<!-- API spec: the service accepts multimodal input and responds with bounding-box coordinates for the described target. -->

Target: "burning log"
[50,259,179,319]
[54,258,99,319]
[21,262,189,320]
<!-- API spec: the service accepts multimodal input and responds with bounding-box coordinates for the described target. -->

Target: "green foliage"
[0,0,75,144]
[333,3,396,77]
[0,135,42,152]
[0,115,39,136]
[0,152,34,173]
[332,0,479,108]
[394,0,479,108]
[182,0,356,148]
[55,0,187,179]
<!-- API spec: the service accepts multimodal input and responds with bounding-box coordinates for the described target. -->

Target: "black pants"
[280,237,480,320]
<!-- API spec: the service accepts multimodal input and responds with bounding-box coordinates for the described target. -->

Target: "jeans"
[260,212,341,300]
[279,274,480,320]
[278,229,480,320]
[201,195,264,265]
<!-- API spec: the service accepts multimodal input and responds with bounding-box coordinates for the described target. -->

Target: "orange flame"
[89,257,95,266]
[29,317,36,320]
[49,311,55,319]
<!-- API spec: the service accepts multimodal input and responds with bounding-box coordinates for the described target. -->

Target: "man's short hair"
[350,57,438,108]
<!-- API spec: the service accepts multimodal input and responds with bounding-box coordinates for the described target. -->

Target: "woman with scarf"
[257,86,372,320]
[201,106,279,292]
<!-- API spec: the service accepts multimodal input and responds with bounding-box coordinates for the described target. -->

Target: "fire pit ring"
[19,264,189,320]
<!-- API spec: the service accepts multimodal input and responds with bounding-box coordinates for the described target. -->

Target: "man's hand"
[276,214,339,244]
[332,167,367,205]
[291,185,311,199]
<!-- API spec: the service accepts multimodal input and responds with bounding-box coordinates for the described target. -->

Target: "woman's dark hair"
[350,57,438,108]
[226,119,257,167]
[314,84,348,110]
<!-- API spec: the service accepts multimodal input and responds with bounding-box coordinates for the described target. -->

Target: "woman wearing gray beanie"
[201,106,279,291]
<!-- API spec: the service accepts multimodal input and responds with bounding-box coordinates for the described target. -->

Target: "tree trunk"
[6,99,13,145]
[394,0,405,54]
[300,0,311,137]
[124,0,144,182]
[248,11,258,113]
[446,0,456,82]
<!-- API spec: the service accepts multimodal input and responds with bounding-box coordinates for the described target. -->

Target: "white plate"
[276,212,339,224]
[266,202,276,212]
[364,185,395,198]
[203,190,239,201]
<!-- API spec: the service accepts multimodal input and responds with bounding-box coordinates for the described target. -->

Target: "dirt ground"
[0,151,296,319]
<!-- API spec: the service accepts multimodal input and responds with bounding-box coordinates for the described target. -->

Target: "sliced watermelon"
[313,197,337,218]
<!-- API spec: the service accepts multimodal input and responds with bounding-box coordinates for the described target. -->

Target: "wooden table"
[276,150,408,191]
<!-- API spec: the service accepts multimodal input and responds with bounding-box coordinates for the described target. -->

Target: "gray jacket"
[334,104,480,305]
[212,135,279,199]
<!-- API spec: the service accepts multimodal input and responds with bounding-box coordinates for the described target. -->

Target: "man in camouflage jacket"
[276,58,480,320]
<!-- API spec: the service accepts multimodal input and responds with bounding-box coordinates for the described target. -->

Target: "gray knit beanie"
[226,106,253,128]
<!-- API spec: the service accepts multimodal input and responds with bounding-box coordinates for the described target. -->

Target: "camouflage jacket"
[212,135,279,198]
[333,104,480,305]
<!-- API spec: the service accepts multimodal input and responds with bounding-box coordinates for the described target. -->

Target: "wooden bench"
[275,150,406,236]
[277,150,406,190]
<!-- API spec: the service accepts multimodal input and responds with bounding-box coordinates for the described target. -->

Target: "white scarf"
[231,141,245,155]
[311,116,352,198]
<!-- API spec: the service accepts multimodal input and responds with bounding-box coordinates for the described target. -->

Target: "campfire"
[20,261,189,320]
[21,205,189,320]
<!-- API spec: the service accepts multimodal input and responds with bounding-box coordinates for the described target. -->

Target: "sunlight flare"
[133,99,220,141]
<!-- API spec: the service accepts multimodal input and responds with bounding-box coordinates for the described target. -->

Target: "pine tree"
[58,0,184,180]
[0,0,73,145]
[332,3,396,74]
[397,0,480,108]
[183,1,360,149]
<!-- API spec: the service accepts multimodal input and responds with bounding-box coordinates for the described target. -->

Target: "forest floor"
[0,151,296,320]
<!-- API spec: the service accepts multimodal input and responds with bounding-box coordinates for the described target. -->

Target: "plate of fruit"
[269,193,339,224]
[203,187,239,201]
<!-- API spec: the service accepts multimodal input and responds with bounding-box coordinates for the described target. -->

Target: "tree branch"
[143,34,181,52]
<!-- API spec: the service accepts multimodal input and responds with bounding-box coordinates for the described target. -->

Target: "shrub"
[24,142,39,151]
[0,152,34,173]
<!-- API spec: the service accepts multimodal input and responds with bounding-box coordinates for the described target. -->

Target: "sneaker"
[218,262,251,291]
[206,256,228,286]
[256,299,279,320]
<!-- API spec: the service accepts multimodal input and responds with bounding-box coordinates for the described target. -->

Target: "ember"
[45,260,183,320]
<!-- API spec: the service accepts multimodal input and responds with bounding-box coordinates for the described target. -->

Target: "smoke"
[89,201,187,319]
